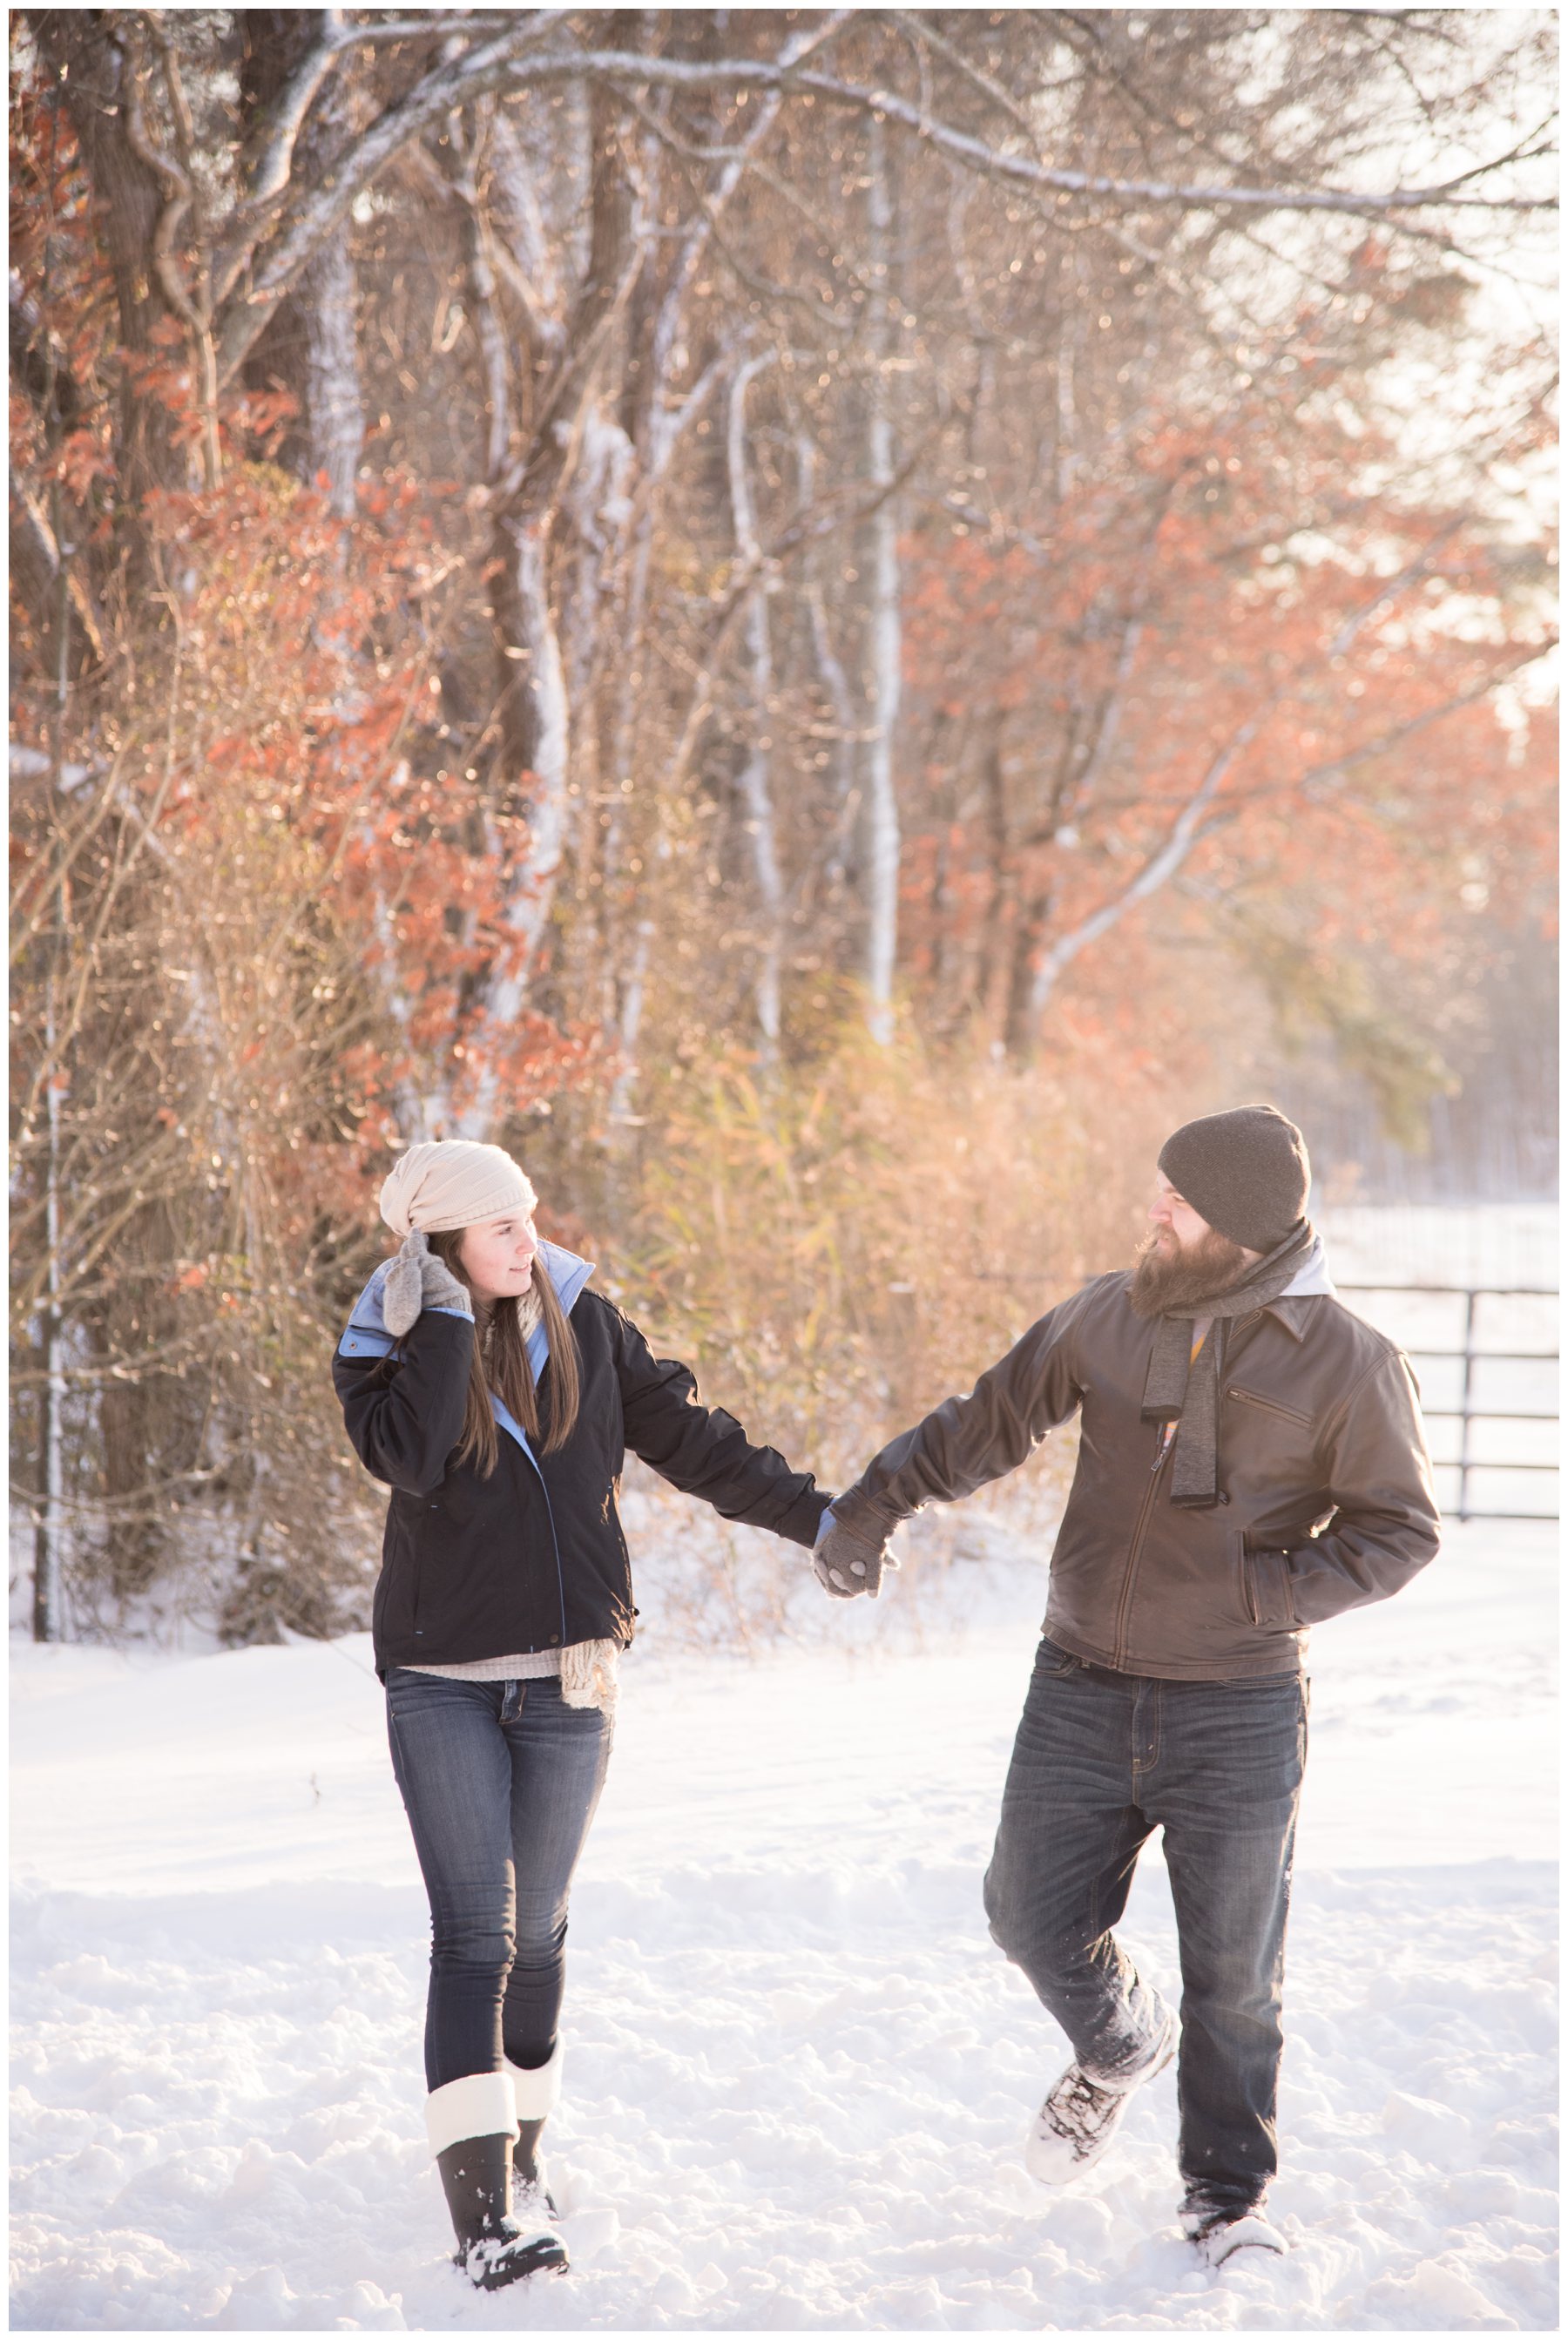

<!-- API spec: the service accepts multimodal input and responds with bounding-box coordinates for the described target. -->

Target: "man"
[814,1106,1439,2265]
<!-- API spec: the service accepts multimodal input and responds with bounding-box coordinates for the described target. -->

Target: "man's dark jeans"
[983,1637,1306,2215]
[386,1668,612,2093]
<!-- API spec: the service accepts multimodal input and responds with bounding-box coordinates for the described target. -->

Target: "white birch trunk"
[862,118,902,1048]
[492,517,571,922]
[605,915,655,1126]
[595,21,834,1112]
[728,354,784,1052]
[459,517,570,1138]
[33,970,66,1641]
[564,402,635,707]
[796,433,861,883]
[464,215,512,487]
[301,232,363,517]
[489,109,564,354]
[362,768,435,1141]
[295,34,363,518]
[1056,254,1082,502]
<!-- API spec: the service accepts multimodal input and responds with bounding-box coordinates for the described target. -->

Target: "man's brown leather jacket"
[833,1269,1440,1679]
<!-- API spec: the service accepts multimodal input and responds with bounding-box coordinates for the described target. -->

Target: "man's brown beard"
[1129,1227,1254,1318]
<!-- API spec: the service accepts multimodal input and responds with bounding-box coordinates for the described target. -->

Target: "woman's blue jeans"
[386,1667,612,2093]
[983,1638,1306,2215]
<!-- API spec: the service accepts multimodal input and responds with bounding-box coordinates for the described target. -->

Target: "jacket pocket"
[1226,1383,1315,1431]
[1240,1539,1297,1628]
[406,1498,441,1639]
[382,1495,425,1645]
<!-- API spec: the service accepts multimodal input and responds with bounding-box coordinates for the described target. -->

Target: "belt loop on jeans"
[500,1679,524,1724]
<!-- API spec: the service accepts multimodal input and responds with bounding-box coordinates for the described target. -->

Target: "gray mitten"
[812,1505,901,1600]
[381,1230,474,1337]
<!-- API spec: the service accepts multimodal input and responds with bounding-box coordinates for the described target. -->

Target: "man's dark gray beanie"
[1158,1105,1310,1255]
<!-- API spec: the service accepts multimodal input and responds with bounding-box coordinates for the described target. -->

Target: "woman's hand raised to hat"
[382,1231,474,1337]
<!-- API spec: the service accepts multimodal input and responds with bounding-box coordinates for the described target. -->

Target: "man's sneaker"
[1183,2202,1288,2267]
[1024,2001,1177,2185]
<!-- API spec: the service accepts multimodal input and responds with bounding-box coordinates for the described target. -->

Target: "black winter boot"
[506,2042,565,2215]
[436,2132,568,2289]
[425,2071,567,2290]
[513,2117,558,2214]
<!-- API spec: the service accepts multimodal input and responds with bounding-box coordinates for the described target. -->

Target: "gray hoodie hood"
[1280,1229,1335,1299]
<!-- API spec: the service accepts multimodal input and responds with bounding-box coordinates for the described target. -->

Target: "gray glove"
[381,1230,474,1336]
[812,1505,901,1600]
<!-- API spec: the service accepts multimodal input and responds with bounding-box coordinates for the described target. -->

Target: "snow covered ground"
[11,1503,1558,2332]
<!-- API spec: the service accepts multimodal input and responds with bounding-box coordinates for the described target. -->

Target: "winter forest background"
[10,9,1557,1647]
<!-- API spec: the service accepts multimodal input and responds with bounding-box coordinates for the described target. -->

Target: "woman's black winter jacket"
[334,1290,830,1678]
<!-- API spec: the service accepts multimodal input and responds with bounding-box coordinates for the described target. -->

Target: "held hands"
[812,1505,902,1600]
[382,1230,474,1336]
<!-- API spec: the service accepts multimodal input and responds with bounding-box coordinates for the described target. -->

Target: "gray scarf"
[1140,1222,1316,1508]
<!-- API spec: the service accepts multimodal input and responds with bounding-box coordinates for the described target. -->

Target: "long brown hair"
[427,1228,582,1476]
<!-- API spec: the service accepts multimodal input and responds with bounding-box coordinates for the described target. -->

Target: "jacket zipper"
[1111,1321,1228,1668]
[493,1373,571,1654]
[1112,1430,1171,1668]
[531,1364,569,1651]
[536,1467,569,1652]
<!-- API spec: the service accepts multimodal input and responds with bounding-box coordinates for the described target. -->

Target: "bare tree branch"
[1024,512,1500,1019]
[213,34,1555,388]
[222,10,343,274]
[213,14,558,386]
[1294,641,1558,802]
[118,20,222,484]
[1026,732,1251,1017]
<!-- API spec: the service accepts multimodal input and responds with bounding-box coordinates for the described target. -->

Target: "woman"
[334,1139,832,2290]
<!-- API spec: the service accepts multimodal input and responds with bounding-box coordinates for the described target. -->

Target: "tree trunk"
[298,223,364,514]
[32,14,186,508]
[1003,876,1056,1055]
[31,970,66,1641]
[605,916,655,1127]
[459,511,571,1135]
[728,355,785,1053]
[796,431,862,895]
[862,118,902,1047]
[239,13,364,515]
[457,66,634,1132]
[971,717,1012,1031]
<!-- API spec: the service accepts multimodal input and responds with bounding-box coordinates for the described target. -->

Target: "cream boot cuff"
[425,2070,518,2158]
[504,2038,564,2121]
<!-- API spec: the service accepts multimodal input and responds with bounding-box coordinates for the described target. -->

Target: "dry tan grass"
[623,1018,1181,1484]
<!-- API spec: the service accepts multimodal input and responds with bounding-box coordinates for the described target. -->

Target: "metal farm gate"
[1336,1283,1559,1523]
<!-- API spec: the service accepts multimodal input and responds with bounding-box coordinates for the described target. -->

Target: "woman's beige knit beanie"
[378,1140,537,1239]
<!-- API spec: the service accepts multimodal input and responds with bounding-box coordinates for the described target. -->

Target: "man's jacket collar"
[1257,1234,1335,1342]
